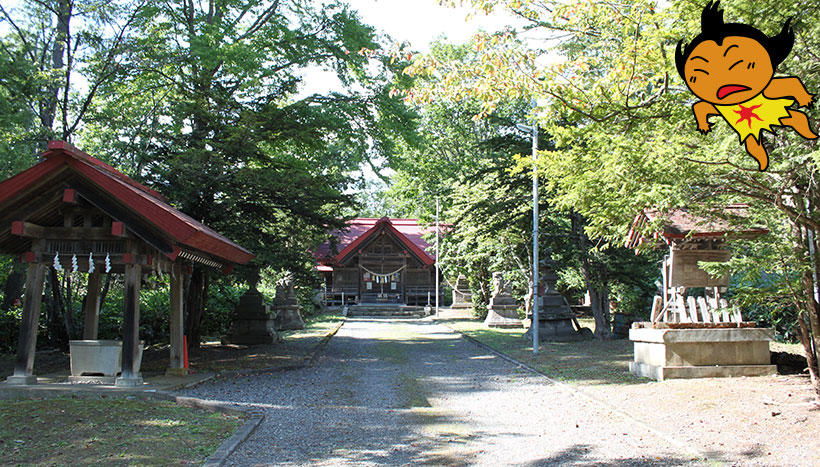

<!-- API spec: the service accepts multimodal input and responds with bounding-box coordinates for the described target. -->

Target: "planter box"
[69,340,144,378]
[629,325,776,381]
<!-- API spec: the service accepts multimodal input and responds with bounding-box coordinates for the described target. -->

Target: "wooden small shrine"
[0,141,253,386]
[625,206,776,380]
[315,218,440,306]
[626,206,767,324]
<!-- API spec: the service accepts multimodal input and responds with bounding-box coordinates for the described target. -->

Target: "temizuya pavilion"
[0,141,253,387]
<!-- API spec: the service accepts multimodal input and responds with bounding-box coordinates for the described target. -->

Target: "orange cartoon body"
[676,2,816,171]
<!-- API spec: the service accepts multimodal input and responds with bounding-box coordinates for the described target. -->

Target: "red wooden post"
[183,335,189,370]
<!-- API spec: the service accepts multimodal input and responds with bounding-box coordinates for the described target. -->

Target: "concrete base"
[629,325,776,381]
[629,361,777,380]
[484,306,522,328]
[114,376,144,388]
[5,375,38,385]
[68,375,117,385]
[524,314,585,341]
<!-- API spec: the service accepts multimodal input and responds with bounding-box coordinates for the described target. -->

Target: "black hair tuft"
[675,1,795,79]
[701,1,724,33]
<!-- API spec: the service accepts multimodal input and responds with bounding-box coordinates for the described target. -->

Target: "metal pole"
[532,118,539,355]
[436,196,440,316]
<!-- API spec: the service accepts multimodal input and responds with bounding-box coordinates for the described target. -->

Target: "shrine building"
[315,217,440,306]
[0,141,253,386]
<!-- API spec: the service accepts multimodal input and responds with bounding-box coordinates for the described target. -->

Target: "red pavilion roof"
[626,206,768,249]
[315,217,439,268]
[0,141,253,266]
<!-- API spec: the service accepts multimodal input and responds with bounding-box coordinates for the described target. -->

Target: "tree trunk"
[572,211,612,339]
[1,263,26,311]
[46,268,68,350]
[41,0,72,133]
[587,282,612,339]
[61,272,75,340]
[99,273,112,308]
[797,314,819,391]
[803,281,820,397]
[184,266,209,355]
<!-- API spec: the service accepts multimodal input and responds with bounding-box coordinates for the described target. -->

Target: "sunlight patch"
[138,419,186,427]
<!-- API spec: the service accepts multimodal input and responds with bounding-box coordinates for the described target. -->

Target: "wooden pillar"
[82,272,103,340]
[116,263,143,387]
[166,263,187,375]
[7,263,46,385]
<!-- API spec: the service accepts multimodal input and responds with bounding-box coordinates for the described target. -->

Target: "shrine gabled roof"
[625,205,768,249]
[0,141,253,266]
[315,217,438,267]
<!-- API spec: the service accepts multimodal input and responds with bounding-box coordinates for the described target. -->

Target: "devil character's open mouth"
[717,84,751,100]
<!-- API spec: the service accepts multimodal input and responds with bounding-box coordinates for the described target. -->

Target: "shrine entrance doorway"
[359,234,405,303]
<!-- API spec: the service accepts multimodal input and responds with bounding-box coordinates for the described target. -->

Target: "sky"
[345,0,511,52]
[297,0,517,96]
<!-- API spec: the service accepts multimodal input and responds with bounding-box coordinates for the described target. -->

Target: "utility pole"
[435,196,440,317]
[531,117,540,355]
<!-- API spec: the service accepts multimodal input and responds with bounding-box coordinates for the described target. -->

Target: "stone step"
[346,305,429,318]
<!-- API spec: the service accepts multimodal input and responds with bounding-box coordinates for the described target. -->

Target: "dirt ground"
[444,317,820,466]
[0,315,342,379]
[587,373,820,465]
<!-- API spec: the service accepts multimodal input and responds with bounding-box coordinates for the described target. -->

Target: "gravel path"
[182,318,703,465]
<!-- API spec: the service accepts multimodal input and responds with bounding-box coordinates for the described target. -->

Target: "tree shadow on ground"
[205,318,779,466]
[519,445,700,466]
[439,319,644,386]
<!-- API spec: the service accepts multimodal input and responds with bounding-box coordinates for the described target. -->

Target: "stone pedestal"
[451,274,472,310]
[524,260,584,341]
[274,280,305,331]
[484,272,522,328]
[629,324,777,381]
[115,375,144,387]
[222,286,279,345]
[5,375,38,385]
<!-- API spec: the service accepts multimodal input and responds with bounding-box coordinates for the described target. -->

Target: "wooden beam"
[23,252,155,268]
[166,264,187,376]
[11,221,123,241]
[7,263,46,384]
[117,263,142,386]
[70,180,175,255]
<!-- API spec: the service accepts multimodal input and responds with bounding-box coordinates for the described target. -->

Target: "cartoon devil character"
[676,1,816,171]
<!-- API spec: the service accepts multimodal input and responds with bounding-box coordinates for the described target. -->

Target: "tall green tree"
[79,0,417,348]
[405,0,820,392]
[394,40,658,337]
[0,0,145,345]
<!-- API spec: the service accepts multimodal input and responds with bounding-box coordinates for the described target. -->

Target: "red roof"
[0,141,253,266]
[626,206,768,249]
[316,217,438,267]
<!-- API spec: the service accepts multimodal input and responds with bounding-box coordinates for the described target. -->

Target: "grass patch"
[443,319,647,387]
[0,397,242,465]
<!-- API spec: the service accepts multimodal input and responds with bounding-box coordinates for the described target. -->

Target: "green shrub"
[201,279,245,339]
